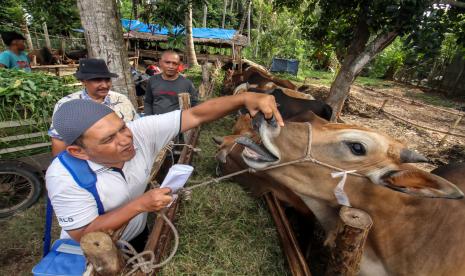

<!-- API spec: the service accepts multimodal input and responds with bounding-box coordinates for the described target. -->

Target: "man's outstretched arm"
[181,92,283,132]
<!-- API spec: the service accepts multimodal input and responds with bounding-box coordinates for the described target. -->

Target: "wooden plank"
[0,119,42,129]
[0,131,47,143]
[31,64,79,69]
[264,193,312,276]
[0,142,51,154]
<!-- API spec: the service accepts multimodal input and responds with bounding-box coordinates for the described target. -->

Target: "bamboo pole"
[325,207,373,276]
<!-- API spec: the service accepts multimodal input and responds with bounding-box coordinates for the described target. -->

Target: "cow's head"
[235,112,463,204]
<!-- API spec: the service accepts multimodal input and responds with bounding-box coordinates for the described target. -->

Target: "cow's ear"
[379,169,464,199]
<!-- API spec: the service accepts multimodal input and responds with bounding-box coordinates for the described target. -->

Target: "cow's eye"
[345,142,366,156]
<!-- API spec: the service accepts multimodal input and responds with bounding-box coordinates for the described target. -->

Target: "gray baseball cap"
[53,99,114,145]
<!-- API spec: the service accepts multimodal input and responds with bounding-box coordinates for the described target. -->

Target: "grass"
[404,90,460,109]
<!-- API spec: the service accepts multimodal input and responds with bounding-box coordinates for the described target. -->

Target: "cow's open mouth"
[236,136,280,169]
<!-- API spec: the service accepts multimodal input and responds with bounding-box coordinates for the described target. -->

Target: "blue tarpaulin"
[121,19,237,40]
[270,58,300,76]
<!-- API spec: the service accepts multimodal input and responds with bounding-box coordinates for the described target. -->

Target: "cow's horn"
[400,149,428,163]
[212,136,224,145]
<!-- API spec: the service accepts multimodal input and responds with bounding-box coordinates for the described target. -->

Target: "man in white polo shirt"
[46,92,283,250]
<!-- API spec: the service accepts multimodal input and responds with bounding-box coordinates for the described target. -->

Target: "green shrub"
[0,69,76,157]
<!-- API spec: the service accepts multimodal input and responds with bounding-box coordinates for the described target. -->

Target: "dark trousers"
[129,226,150,252]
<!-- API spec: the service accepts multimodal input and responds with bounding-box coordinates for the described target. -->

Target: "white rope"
[331,170,357,207]
[118,212,179,276]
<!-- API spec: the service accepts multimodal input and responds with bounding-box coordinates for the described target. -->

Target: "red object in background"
[146,65,161,76]
[177,63,187,72]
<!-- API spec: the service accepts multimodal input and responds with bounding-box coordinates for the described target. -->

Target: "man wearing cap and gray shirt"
[49,58,137,156]
[46,91,284,250]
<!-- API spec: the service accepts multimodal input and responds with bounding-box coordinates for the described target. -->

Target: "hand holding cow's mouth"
[237,112,281,169]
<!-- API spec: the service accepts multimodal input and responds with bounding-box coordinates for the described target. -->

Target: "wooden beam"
[264,193,312,276]
[0,131,47,143]
[0,142,51,154]
[0,119,44,128]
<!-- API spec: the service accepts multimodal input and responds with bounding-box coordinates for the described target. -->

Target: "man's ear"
[66,145,90,160]
[379,169,464,199]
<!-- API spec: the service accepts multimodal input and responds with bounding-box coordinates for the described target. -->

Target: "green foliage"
[0,69,75,156]
[23,0,81,35]
[365,38,406,79]
[0,0,25,33]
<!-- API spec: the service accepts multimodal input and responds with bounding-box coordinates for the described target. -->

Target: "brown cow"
[218,112,465,276]
[223,65,297,95]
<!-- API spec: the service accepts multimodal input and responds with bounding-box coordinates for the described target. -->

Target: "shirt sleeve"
[46,165,99,231]
[48,99,65,139]
[128,110,181,155]
[0,52,11,68]
[115,93,138,122]
[144,77,154,115]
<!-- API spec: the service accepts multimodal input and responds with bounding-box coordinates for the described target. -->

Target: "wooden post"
[42,21,52,49]
[81,231,125,276]
[179,93,192,141]
[438,114,463,147]
[378,99,388,113]
[325,207,373,276]
[21,20,34,51]
[34,32,41,49]
[199,63,211,99]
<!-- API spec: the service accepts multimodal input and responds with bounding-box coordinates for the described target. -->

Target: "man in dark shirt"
[144,51,198,115]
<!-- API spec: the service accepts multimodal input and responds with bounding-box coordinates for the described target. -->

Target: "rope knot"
[247,168,257,174]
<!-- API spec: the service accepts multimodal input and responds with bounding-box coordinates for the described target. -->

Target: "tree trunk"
[238,0,251,35]
[222,0,228,28]
[42,21,52,49]
[185,1,199,67]
[21,19,34,51]
[76,0,137,107]
[132,0,139,19]
[247,1,251,44]
[326,27,398,121]
[229,0,234,13]
[254,9,262,58]
[202,3,207,28]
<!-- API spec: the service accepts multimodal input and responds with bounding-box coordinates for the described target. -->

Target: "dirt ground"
[308,82,465,171]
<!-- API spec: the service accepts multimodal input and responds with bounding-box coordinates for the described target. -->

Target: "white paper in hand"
[160,164,194,193]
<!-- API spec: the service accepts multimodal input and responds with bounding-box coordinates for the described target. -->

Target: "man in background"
[49,58,137,156]
[144,50,198,115]
[0,31,31,72]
